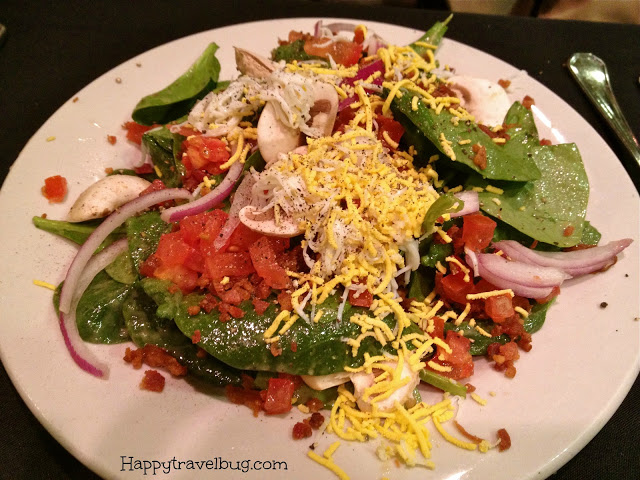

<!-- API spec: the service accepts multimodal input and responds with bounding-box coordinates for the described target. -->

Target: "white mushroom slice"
[238,205,303,238]
[448,75,512,127]
[307,82,339,137]
[301,372,351,391]
[350,358,420,413]
[257,101,303,165]
[67,175,151,223]
[234,47,276,79]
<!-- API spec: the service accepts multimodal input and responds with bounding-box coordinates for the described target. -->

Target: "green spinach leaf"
[132,43,221,125]
[141,127,185,187]
[32,216,125,250]
[125,212,172,272]
[271,39,326,64]
[409,14,452,56]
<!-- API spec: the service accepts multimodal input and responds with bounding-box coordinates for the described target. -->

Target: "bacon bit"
[522,95,535,109]
[563,225,575,237]
[539,138,552,146]
[41,213,48,219]
[306,397,324,413]
[124,345,187,377]
[530,239,538,249]
[241,374,255,390]
[41,175,68,203]
[290,341,298,352]
[252,297,270,315]
[187,305,201,316]
[453,420,483,444]
[168,284,180,294]
[104,167,114,174]
[270,341,283,357]
[563,243,596,252]
[471,143,487,170]
[498,79,511,89]
[140,370,165,392]
[225,385,263,417]
[497,428,512,451]
[292,421,313,439]
[465,383,476,393]
[72,97,79,103]
[199,294,219,314]
[487,341,520,378]
[277,290,293,311]
[107,135,117,145]
[309,412,325,429]
[196,347,208,359]
[191,329,202,344]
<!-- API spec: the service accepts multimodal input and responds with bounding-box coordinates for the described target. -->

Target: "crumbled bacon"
[305,397,324,413]
[191,330,202,344]
[292,421,313,439]
[497,428,512,451]
[498,79,511,89]
[140,370,165,392]
[522,95,535,109]
[124,345,188,377]
[472,143,487,170]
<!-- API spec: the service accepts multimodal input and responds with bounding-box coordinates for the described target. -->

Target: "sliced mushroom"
[238,205,303,238]
[350,358,420,413]
[257,101,303,165]
[300,372,351,391]
[307,81,339,137]
[448,75,512,127]
[234,47,276,79]
[67,174,151,222]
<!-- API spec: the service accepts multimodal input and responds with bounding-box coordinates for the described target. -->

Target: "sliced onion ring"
[493,239,633,276]
[476,254,558,299]
[59,238,129,378]
[451,191,480,217]
[160,161,243,224]
[213,173,255,251]
[59,188,192,316]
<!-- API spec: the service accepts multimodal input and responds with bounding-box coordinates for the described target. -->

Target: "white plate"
[0,18,638,480]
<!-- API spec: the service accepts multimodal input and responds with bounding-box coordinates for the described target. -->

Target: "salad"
[35,17,633,476]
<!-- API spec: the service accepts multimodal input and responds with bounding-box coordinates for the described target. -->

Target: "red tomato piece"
[436,331,474,380]
[376,115,404,149]
[484,294,515,323]
[154,264,199,293]
[462,213,497,251]
[182,135,230,174]
[348,287,373,308]
[41,175,67,203]
[440,272,475,305]
[180,210,227,249]
[123,121,158,145]
[304,38,362,67]
[205,251,256,280]
[155,232,200,268]
[262,377,296,415]
[249,237,292,290]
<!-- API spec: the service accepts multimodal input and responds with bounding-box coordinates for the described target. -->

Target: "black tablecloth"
[0,1,638,479]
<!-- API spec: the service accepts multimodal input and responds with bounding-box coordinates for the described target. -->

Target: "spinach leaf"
[141,127,185,187]
[391,95,541,181]
[122,288,243,387]
[142,278,420,376]
[32,216,125,250]
[421,192,464,233]
[74,270,133,344]
[469,143,589,247]
[105,251,138,285]
[409,14,452,56]
[132,43,221,125]
[125,212,172,272]
[271,39,326,64]
[407,268,433,302]
[419,369,466,397]
[444,300,552,355]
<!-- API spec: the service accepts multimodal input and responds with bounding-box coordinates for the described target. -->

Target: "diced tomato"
[123,121,158,145]
[430,316,445,340]
[41,175,67,203]
[376,115,404,149]
[262,377,296,415]
[205,251,255,280]
[181,135,230,175]
[277,290,293,311]
[440,272,475,305]
[433,330,474,380]
[180,210,227,249]
[462,213,497,251]
[134,163,154,175]
[334,107,357,133]
[348,286,373,308]
[353,26,365,44]
[304,38,363,67]
[154,264,199,293]
[227,222,264,252]
[484,294,515,323]
[252,298,271,315]
[155,232,202,269]
[249,237,292,290]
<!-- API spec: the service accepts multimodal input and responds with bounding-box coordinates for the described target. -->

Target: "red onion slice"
[493,239,633,276]
[464,246,479,277]
[58,188,192,315]
[325,22,358,34]
[213,173,255,251]
[60,238,128,378]
[476,254,557,299]
[478,253,570,287]
[160,161,243,224]
[450,191,480,217]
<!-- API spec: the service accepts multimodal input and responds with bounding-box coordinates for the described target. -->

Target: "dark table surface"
[0,1,638,479]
